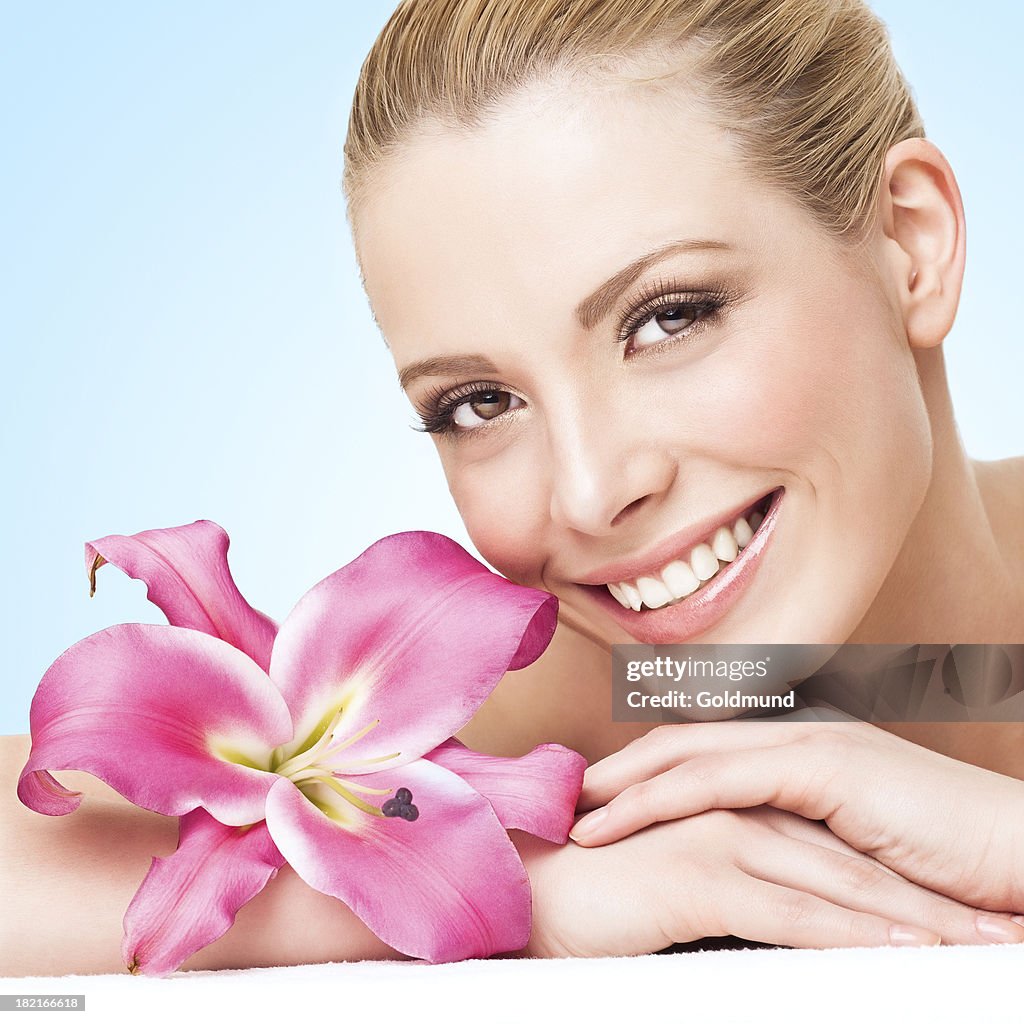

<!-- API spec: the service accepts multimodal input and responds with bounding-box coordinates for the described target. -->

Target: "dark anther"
[383,787,418,821]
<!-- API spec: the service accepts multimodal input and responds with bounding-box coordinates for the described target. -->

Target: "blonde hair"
[343,0,924,241]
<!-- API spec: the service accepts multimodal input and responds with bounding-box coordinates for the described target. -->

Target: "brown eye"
[471,390,510,418]
[632,304,698,350]
[451,389,522,429]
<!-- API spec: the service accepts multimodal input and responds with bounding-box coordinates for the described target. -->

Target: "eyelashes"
[414,278,733,437]
[414,380,522,436]
[615,277,731,351]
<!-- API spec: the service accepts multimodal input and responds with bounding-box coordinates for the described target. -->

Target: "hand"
[571,720,1024,922]
[512,802,1018,957]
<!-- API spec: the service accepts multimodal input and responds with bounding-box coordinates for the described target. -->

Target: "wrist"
[506,829,569,958]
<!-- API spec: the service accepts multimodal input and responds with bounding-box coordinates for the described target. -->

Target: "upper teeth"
[606,510,764,611]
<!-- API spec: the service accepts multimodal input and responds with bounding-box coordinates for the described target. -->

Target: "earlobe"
[877,138,966,350]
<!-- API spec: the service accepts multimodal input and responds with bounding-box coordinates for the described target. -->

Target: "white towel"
[4,943,1022,1024]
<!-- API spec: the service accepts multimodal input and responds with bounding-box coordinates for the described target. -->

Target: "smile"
[574,488,784,644]
[606,495,770,611]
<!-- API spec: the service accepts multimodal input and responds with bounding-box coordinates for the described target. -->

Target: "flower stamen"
[286,767,391,795]
[325,750,401,770]
[322,717,382,758]
[304,773,384,817]
[276,710,380,779]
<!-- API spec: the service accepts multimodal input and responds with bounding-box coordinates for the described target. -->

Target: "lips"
[573,488,784,644]
[606,495,769,611]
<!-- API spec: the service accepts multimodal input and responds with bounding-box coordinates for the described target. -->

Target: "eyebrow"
[395,237,731,391]
[574,238,732,331]
[398,354,501,392]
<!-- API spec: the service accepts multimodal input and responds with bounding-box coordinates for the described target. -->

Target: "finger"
[572,745,843,845]
[713,873,942,950]
[753,809,964,903]
[749,808,940,889]
[736,830,1024,947]
[758,811,1024,931]
[579,721,813,810]
[731,806,953,894]
[752,806,913,867]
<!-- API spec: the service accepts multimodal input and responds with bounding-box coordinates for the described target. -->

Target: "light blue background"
[1,2,1020,733]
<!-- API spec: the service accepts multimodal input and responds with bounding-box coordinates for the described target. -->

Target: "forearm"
[1,732,578,975]
[0,735,405,977]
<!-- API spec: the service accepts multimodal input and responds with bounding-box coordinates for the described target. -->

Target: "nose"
[546,400,678,536]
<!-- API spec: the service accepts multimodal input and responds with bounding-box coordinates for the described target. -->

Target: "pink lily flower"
[17,521,585,975]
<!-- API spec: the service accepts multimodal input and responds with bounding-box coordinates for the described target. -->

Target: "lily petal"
[86,520,277,671]
[424,738,586,844]
[264,758,531,962]
[269,532,557,769]
[122,808,286,977]
[18,623,293,824]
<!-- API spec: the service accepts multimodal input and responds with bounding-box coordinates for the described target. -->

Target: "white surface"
[3,945,1023,1024]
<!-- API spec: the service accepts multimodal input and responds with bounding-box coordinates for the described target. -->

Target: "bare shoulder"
[975,451,1024,481]
[974,454,1024,562]
[974,453,1024,503]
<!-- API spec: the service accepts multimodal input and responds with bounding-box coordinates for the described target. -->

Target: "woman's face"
[353,75,933,648]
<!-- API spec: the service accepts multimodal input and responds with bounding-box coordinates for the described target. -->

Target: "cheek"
[700,279,931,516]
[439,445,550,587]
[704,274,932,635]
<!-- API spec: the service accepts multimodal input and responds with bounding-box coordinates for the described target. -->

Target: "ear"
[876,138,966,349]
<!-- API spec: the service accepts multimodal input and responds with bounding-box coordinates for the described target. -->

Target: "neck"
[846,347,1024,776]
[848,346,1023,645]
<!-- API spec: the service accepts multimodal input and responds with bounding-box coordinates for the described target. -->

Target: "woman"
[2,0,1023,973]
[342,0,1024,954]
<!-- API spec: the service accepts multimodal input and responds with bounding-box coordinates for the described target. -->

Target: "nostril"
[610,495,651,528]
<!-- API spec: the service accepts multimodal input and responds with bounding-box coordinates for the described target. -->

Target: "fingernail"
[569,807,608,842]
[976,915,1024,943]
[889,924,941,947]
